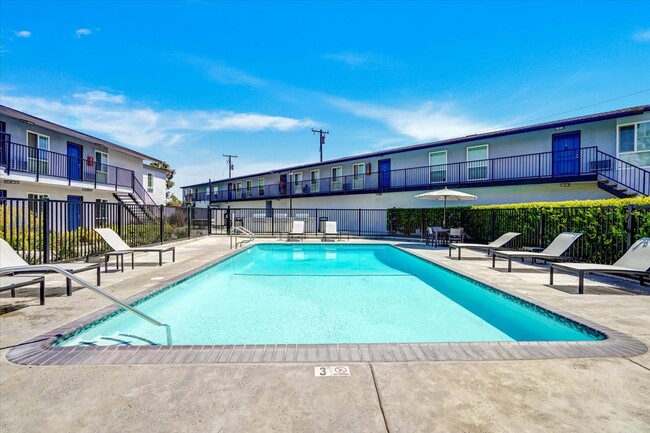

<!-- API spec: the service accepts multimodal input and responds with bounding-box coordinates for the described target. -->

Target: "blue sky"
[1,1,649,195]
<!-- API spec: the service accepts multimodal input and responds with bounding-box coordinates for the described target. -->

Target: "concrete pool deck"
[1,236,649,432]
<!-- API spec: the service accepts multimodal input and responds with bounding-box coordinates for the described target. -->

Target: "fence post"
[208,208,212,236]
[358,209,362,236]
[159,205,164,243]
[539,211,545,247]
[420,208,425,239]
[117,203,123,237]
[626,204,633,250]
[491,209,496,241]
[43,199,50,264]
[187,206,192,239]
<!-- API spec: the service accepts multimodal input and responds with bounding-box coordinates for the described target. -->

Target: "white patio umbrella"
[415,187,477,227]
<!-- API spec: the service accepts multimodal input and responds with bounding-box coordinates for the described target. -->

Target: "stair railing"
[0,265,172,345]
[230,226,255,249]
[594,150,650,196]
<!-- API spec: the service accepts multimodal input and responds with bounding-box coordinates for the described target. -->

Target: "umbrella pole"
[443,197,447,228]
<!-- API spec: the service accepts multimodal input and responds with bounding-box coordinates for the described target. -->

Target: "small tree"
[150,161,176,204]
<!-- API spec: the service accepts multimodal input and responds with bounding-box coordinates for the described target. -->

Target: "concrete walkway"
[1,236,649,432]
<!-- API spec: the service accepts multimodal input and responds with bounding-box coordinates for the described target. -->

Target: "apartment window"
[0,189,6,201]
[147,173,154,193]
[27,193,49,214]
[331,166,342,191]
[236,181,242,198]
[310,170,320,193]
[467,144,489,181]
[293,172,303,194]
[95,199,109,225]
[429,151,447,183]
[95,151,109,184]
[258,178,265,196]
[618,121,650,167]
[27,131,49,174]
[245,180,252,197]
[352,163,365,189]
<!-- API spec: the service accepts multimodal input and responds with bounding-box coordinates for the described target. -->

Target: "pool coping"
[6,242,647,365]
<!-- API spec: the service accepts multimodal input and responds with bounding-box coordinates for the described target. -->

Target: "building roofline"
[0,105,163,163]
[178,104,650,189]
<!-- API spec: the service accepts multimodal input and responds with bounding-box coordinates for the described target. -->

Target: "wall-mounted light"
[555,126,565,130]
[560,183,570,187]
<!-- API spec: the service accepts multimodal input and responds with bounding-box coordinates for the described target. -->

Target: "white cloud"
[75,28,92,38]
[73,90,126,104]
[322,52,372,66]
[186,56,267,87]
[0,90,315,148]
[632,29,650,42]
[15,30,31,38]
[328,97,497,141]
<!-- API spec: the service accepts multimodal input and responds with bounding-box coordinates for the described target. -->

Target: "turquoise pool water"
[57,244,603,346]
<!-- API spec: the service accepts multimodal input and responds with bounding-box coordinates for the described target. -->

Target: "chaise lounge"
[94,228,176,271]
[449,232,520,260]
[286,220,306,241]
[549,237,650,294]
[492,232,582,272]
[0,238,101,296]
[0,275,46,305]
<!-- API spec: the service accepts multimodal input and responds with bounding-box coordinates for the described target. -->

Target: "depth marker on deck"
[315,366,351,377]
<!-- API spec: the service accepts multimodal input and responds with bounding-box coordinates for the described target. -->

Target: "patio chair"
[94,228,176,271]
[322,221,342,242]
[448,232,521,260]
[0,238,101,296]
[0,275,46,305]
[492,232,583,272]
[425,226,443,246]
[286,220,306,241]
[448,228,465,243]
[550,237,650,294]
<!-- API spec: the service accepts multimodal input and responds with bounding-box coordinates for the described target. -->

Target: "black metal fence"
[0,198,210,264]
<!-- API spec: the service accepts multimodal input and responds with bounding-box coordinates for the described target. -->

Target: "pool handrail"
[0,265,172,345]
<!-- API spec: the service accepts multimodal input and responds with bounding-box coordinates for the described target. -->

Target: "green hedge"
[387,197,650,264]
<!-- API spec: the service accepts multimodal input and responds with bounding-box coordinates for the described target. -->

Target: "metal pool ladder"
[231,226,256,249]
[0,265,173,345]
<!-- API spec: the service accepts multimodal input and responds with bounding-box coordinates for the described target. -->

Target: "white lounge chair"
[0,238,101,296]
[0,275,45,305]
[449,232,521,260]
[322,221,342,242]
[492,232,583,272]
[94,228,176,271]
[286,220,306,241]
[550,237,650,294]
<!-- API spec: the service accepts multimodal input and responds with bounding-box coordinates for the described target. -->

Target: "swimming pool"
[55,244,603,347]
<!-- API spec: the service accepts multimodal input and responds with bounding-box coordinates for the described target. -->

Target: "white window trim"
[293,172,303,194]
[27,193,50,213]
[617,121,650,168]
[26,131,50,151]
[26,131,50,172]
[146,172,154,193]
[246,180,253,197]
[310,169,320,193]
[95,151,109,174]
[429,150,448,183]
[236,181,242,198]
[466,144,489,181]
[352,163,365,189]
[258,178,265,196]
[331,166,343,190]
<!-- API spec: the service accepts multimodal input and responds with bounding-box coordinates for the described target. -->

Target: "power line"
[223,154,237,178]
[501,88,650,129]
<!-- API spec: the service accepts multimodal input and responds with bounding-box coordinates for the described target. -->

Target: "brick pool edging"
[6,243,648,365]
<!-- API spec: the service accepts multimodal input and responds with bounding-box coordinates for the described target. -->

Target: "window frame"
[26,131,50,173]
[310,170,320,193]
[466,144,489,181]
[352,163,365,189]
[258,178,265,196]
[236,181,242,199]
[331,166,343,191]
[147,172,154,193]
[95,151,109,183]
[293,172,303,194]
[95,198,109,225]
[27,193,50,214]
[245,179,252,197]
[428,150,448,183]
[617,121,650,167]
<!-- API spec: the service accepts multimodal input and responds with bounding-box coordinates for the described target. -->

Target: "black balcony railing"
[183,146,648,203]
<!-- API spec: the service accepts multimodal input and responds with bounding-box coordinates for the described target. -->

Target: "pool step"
[79,333,160,347]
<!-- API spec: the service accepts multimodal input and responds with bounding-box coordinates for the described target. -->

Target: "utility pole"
[223,154,237,178]
[311,128,329,162]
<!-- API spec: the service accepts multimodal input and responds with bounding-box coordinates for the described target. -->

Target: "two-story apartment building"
[0,105,167,207]
[183,105,650,210]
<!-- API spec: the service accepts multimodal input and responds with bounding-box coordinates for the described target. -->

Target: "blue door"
[67,142,82,181]
[378,159,391,189]
[67,195,83,231]
[552,132,580,176]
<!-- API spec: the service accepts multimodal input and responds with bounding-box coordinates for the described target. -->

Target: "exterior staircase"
[114,192,157,223]
[593,150,649,198]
